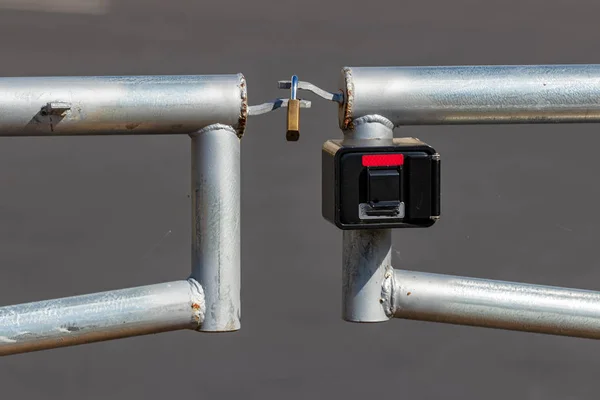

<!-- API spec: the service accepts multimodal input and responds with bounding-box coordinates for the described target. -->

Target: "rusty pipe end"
[338,67,354,131]
[236,73,248,139]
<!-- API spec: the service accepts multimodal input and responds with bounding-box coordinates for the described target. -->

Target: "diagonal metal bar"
[278,80,343,103]
[0,279,205,356]
[248,98,311,116]
[393,269,600,340]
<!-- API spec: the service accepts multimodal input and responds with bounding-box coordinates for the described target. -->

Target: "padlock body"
[286,99,300,138]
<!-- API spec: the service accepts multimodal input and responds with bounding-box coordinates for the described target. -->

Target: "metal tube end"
[339,67,354,130]
[236,73,248,138]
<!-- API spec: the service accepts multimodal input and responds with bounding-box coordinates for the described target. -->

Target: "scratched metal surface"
[1,0,600,398]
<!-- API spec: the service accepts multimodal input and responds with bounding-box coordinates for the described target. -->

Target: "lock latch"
[321,138,441,229]
[246,75,343,141]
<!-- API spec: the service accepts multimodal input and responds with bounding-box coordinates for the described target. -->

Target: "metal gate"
[2,64,600,356]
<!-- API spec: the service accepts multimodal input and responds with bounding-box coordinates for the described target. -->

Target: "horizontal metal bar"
[0,74,247,137]
[0,279,204,356]
[339,65,600,129]
[393,269,600,339]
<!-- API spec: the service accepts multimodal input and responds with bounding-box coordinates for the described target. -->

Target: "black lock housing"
[322,138,440,230]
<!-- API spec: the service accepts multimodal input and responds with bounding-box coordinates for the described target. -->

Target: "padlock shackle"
[290,75,299,100]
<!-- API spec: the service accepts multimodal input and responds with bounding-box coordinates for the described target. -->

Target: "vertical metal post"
[191,124,241,332]
[342,116,395,322]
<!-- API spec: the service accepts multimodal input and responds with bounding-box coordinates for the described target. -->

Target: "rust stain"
[191,303,202,323]
[340,66,354,130]
[125,123,140,130]
[236,74,248,139]
[407,292,412,296]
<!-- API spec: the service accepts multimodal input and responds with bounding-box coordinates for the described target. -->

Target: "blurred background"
[1,0,600,398]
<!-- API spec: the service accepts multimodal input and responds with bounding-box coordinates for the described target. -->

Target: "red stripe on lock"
[362,154,404,167]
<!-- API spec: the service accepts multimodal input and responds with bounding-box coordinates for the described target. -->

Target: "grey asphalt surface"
[1,0,600,398]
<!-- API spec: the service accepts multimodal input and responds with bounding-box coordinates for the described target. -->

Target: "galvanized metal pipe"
[339,64,600,129]
[342,117,395,323]
[0,279,205,356]
[393,269,600,339]
[0,74,247,137]
[190,124,241,331]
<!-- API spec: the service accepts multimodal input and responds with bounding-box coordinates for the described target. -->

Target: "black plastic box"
[322,138,440,230]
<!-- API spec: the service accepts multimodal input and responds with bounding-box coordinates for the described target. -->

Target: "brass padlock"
[286,75,300,141]
[286,99,300,141]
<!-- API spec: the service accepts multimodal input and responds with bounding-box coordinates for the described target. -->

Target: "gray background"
[0,0,599,398]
